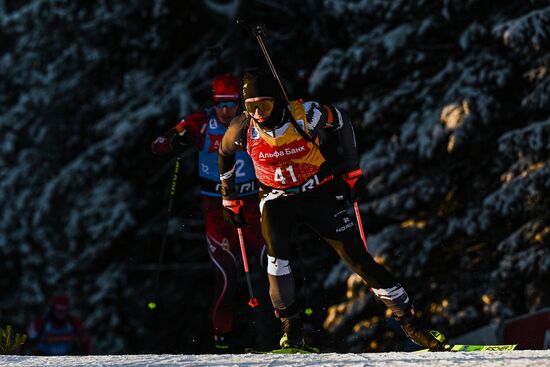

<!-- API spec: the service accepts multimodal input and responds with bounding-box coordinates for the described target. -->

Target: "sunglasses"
[245,98,274,113]
[215,100,239,109]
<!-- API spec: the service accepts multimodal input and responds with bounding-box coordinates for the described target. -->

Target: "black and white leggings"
[259,179,411,318]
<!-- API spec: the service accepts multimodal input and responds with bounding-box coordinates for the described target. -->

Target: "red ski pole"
[354,201,374,295]
[344,168,369,253]
[237,227,259,308]
[354,201,369,252]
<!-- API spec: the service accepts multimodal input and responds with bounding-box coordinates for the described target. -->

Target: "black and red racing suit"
[219,100,411,318]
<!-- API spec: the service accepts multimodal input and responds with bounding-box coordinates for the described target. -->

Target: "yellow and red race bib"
[246,101,326,189]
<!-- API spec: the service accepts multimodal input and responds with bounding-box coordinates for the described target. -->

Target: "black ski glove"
[151,129,188,155]
[151,130,175,155]
[342,168,365,203]
[170,132,188,152]
[222,198,246,228]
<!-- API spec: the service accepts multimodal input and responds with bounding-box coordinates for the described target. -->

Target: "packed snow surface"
[1,350,550,367]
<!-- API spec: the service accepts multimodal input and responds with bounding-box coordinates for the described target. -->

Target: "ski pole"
[236,21,316,145]
[353,201,374,295]
[148,155,182,311]
[344,169,369,253]
[250,25,290,104]
[237,227,259,308]
[353,201,369,252]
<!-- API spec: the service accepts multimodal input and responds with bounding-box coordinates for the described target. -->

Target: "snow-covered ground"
[2,351,550,367]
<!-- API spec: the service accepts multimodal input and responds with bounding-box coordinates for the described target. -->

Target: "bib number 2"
[274,165,297,185]
[235,159,245,177]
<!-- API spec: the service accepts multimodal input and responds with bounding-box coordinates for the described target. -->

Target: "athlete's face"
[52,306,68,322]
[214,99,239,125]
[244,96,274,124]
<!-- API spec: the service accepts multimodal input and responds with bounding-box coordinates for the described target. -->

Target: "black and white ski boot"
[277,307,319,353]
[395,304,447,351]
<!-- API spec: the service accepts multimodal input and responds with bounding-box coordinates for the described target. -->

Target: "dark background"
[1,0,549,354]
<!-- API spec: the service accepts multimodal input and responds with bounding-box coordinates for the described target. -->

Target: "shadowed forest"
[1,0,549,354]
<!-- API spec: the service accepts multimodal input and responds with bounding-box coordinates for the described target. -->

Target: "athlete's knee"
[267,255,292,276]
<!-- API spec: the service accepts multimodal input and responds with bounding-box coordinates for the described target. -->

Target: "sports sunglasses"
[215,100,239,109]
[244,98,274,113]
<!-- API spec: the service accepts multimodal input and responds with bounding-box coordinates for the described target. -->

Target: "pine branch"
[0,325,27,355]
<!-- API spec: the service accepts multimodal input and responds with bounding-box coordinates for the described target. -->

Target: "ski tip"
[416,344,518,352]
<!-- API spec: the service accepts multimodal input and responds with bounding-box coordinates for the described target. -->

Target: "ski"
[245,343,516,354]
[416,344,517,352]
[245,346,319,354]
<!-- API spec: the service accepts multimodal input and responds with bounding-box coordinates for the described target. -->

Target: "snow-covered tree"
[0,0,548,353]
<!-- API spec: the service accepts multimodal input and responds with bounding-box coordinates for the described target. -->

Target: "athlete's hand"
[222,198,246,228]
[342,168,365,203]
[151,129,187,155]
[151,130,175,155]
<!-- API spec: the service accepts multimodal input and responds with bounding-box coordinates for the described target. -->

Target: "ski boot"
[277,307,319,353]
[280,316,306,349]
[213,333,231,353]
[395,304,448,351]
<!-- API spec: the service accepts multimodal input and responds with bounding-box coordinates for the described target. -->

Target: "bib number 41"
[274,165,297,185]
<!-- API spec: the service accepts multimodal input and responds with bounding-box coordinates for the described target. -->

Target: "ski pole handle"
[237,227,259,308]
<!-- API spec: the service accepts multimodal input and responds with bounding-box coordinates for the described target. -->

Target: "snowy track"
[1,351,550,367]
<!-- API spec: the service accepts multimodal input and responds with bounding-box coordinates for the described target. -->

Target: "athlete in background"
[26,294,91,355]
[152,73,273,352]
